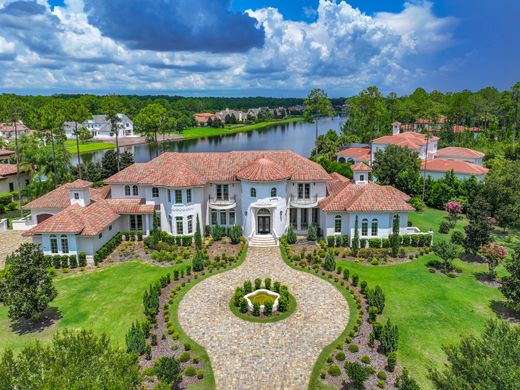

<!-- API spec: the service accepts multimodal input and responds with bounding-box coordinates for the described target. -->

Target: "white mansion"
[23,151,419,262]
[64,114,135,139]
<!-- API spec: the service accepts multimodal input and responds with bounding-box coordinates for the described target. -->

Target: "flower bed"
[229,278,296,322]
[281,237,411,389]
[124,238,248,389]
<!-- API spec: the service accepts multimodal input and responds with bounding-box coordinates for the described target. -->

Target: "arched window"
[361,218,369,236]
[271,187,277,197]
[371,219,378,236]
[132,185,138,196]
[338,157,346,163]
[60,235,69,253]
[335,215,342,233]
[124,185,131,196]
[250,187,256,197]
[50,234,58,254]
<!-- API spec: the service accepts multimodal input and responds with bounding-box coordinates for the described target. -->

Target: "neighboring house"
[0,164,29,194]
[287,105,305,115]
[215,109,247,122]
[336,147,371,164]
[0,150,14,161]
[193,113,217,127]
[435,147,485,165]
[0,121,32,139]
[451,125,483,139]
[24,151,422,262]
[64,114,135,139]
[372,123,439,161]
[421,159,489,181]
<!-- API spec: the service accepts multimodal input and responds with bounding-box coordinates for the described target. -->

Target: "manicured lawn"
[409,206,467,243]
[336,254,503,389]
[0,261,181,353]
[64,140,115,154]
[179,117,304,140]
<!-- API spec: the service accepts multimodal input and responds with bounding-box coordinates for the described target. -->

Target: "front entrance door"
[258,216,270,234]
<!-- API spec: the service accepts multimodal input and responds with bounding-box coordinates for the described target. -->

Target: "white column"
[296,207,301,231]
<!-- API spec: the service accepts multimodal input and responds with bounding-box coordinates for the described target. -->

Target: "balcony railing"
[290,195,318,205]
[208,195,236,206]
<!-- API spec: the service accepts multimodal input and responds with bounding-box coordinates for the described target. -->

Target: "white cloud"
[0,0,457,94]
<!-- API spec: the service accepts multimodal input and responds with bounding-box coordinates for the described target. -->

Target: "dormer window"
[360,174,365,182]
[73,192,80,200]
[271,187,277,197]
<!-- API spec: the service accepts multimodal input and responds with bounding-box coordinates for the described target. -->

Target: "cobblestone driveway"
[0,230,30,269]
[178,246,349,390]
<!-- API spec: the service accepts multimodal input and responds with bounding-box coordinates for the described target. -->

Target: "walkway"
[0,230,30,269]
[178,246,349,390]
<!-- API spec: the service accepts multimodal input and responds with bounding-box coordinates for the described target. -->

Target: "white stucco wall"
[422,170,486,182]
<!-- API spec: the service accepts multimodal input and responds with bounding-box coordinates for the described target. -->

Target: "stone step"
[249,235,278,247]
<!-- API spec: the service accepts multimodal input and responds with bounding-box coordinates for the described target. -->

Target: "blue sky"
[0,0,518,97]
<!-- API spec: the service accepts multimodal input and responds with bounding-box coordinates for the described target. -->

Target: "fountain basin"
[244,289,280,313]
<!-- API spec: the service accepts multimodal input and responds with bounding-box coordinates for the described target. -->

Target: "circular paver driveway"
[178,246,349,390]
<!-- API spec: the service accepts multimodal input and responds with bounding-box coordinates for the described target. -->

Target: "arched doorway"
[257,208,271,235]
[36,214,53,224]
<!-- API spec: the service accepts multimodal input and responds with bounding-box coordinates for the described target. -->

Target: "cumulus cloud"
[0,0,457,94]
[84,0,265,53]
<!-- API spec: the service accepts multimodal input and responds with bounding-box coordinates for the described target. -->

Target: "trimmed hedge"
[93,232,122,265]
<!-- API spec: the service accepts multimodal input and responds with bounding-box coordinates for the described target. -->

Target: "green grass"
[229,292,297,323]
[64,140,115,154]
[335,255,503,389]
[0,261,181,353]
[409,207,467,243]
[178,117,304,140]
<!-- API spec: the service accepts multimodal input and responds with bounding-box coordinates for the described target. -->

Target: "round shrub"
[439,221,451,234]
[361,355,371,364]
[179,352,190,363]
[348,344,359,353]
[328,364,341,377]
[197,369,204,379]
[336,351,346,361]
[352,274,359,286]
[377,371,387,380]
[184,366,197,377]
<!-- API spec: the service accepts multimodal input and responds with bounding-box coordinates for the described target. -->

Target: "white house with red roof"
[435,147,485,165]
[335,147,371,164]
[421,159,488,181]
[23,151,422,261]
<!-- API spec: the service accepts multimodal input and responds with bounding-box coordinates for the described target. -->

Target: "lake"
[74,116,346,165]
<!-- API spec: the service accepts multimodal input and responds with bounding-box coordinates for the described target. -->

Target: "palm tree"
[67,101,91,179]
[103,95,124,172]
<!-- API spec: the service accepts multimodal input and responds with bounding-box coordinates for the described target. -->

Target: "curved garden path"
[178,246,349,389]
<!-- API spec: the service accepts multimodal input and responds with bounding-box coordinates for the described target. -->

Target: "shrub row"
[93,232,122,265]
[43,252,87,269]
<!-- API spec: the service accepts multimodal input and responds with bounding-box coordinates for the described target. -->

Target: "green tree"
[352,216,360,256]
[119,150,135,171]
[324,250,336,271]
[372,145,421,195]
[500,246,520,310]
[192,250,204,272]
[103,95,124,172]
[432,240,460,272]
[134,103,175,157]
[2,243,57,320]
[101,150,119,178]
[67,101,91,179]
[0,329,141,389]
[194,214,202,250]
[286,224,297,244]
[379,318,399,355]
[304,88,333,146]
[154,356,181,385]
[396,368,421,390]
[463,218,493,255]
[345,361,371,389]
[428,320,520,390]
[390,214,400,257]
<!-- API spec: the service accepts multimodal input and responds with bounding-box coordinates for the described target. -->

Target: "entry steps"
[249,234,278,247]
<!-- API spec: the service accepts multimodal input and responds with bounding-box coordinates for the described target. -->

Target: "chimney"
[392,121,401,136]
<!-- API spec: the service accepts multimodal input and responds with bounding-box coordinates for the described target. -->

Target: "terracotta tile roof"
[320,182,415,212]
[401,124,414,131]
[105,151,331,187]
[0,164,17,180]
[0,150,14,158]
[105,198,156,214]
[392,121,401,126]
[194,113,217,123]
[327,172,350,194]
[23,181,110,210]
[68,179,93,189]
[435,147,485,159]
[373,132,439,149]
[0,121,31,133]
[351,162,372,172]
[236,158,291,182]
[415,118,431,124]
[421,159,489,175]
[336,147,371,161]
[451,125,482,133]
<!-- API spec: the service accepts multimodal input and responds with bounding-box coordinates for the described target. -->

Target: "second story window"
[250,187,256,198]
[125,185,131,196]
[216,184,229,200]
[175,190,182,204]
[167,189,171,203]
[187,189,192,203]
[271,187,277,197]
[132,185,139,196]
[298,183,310,199]
[152,187,159,198]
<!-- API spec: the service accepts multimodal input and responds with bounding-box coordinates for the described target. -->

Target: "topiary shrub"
[252,302,260,316]
[324,250,336,271]
[254,278,262,290]
[244,280,252,294]
[264,300,273,316]
[439,221,451,234]
[307,224,317,241]
[361,355,371,364]
[347,344,359,353]
[184,366,197,377]
[328,364,341,377]
[239,297,248,313]
[179,352,190,363]
[387,351,397,372]
[264,278,272,290]
[211,225,224,241]
[336,351,346,361]
[352,274,359,286]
